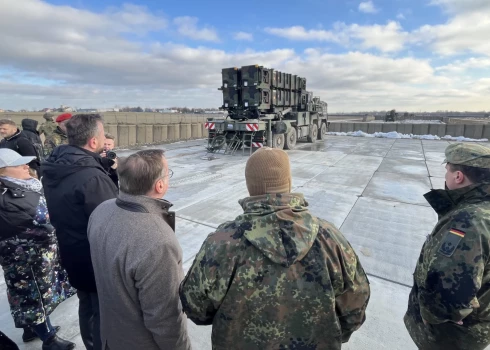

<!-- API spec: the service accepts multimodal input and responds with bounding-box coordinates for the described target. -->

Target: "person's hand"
[101,151,107,158]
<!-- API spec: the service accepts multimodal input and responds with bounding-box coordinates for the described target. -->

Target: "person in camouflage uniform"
[38,113,57,139]
[404,143,490,350]
[43,113,71,157]
[180,147,370,350]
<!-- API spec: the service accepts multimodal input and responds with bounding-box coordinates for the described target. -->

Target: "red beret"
[56,113,72,123]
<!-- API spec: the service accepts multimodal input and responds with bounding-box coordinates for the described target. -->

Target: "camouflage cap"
[43,112,54,120]
[444,143,490,169]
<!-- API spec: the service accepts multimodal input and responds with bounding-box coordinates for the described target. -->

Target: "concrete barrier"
[483,125,490,140]
[117,125,129,148]
[106,125,119,146]
[202,123,207,138]
[381,124,397,133]
[412,124,429,136]
[145,125,154,144]
[168,124,180,141]
[330,122,341,132]
[62,121,490,150]
[367,123,382,134]
[192,123,202,138]
[180,124,192,140]
[328,122,489,139]
[340,123,354,133]
[354,123,369,133]
[0,112,215,126]
[128,125,137,146]
[398,124,413,135]
[464,125,484,139]
[136,125,146,144]
[153,125,168,143]
[428,124,446,137]
[445,125,464,137]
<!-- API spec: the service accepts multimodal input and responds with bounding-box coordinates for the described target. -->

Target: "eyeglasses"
[164,168,173,179]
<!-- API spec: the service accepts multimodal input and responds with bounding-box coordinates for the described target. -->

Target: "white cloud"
[266,22,408,52]
[233,32,253,41]
[429,0,490,14]
[396,13,405,20]
[264,26,341,42]
[412,11,490,56]
[436,57,490,73]
[173,17,219,42]
[342,21,408,52]
[359,1,379,14]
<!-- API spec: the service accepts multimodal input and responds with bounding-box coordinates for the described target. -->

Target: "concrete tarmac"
[2,135,490,350]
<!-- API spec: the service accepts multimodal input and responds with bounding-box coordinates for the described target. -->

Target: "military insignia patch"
[438,229,465,257]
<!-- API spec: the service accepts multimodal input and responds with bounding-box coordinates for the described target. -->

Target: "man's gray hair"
[66,114,103,147]
[118,149,167,195]
[0,119,16,127]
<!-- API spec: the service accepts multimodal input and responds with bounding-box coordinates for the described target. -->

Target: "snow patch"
[327,131,489,142]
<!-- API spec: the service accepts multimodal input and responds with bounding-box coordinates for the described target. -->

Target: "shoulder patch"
[438,229,465,257]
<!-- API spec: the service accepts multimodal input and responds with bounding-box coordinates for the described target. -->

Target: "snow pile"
[327,130,489,142]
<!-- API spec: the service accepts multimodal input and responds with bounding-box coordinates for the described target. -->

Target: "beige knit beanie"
[245,147,292,196]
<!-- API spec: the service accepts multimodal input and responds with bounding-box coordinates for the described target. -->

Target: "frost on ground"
[327,131,489,142]
[370,120,444,124]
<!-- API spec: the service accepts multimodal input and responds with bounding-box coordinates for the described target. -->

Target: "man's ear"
[155,178,165,195]
[455,170,465,184]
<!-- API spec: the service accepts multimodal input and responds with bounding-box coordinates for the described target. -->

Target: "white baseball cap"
[0,149,35,169]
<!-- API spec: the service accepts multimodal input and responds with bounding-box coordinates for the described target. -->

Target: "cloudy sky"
[0,0,488,112]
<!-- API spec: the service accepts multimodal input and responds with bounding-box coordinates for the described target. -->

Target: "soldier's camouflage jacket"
[180,193,370,350]
[43,127,67,157]
[38,120,57,138]
[404,182,490,350]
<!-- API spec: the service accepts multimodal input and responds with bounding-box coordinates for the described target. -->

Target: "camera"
[106,150,117,160]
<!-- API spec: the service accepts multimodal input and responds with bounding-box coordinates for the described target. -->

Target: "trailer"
[205,65,328,155]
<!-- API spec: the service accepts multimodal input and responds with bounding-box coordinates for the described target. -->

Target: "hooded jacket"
[21,119,42,145]
[180,193,370,350]
[41,144,118,292]
[404,183,490,350]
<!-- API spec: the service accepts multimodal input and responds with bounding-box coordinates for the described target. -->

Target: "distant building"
[97,108,120,112]
[77,108,98,113]
[0,109,4,113]
[157,109,179,113]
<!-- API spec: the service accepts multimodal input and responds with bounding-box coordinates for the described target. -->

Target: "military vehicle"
[385,109,398,122]
[204,65,328,154]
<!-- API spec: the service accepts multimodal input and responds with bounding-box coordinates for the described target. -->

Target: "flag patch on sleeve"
[449,229,465,238]
[438,228,466,257]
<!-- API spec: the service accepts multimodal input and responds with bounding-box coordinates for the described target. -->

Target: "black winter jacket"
[0,178,41,241]
[42,145,118,292]
[21,119,43,146]
[0,130,40,175]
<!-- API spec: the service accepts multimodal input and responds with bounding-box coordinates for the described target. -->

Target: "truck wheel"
[317,123,327,140]
[307,124,318,143]
[272,133,285,149]
[284,128,297,150]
